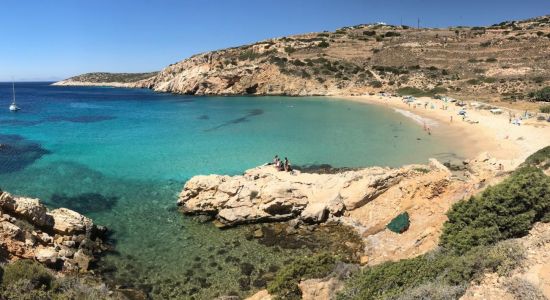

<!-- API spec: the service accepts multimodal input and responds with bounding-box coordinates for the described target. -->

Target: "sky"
[0,0,548,81]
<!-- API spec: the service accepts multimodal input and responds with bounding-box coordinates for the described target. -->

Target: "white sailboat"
[9,82,20,112]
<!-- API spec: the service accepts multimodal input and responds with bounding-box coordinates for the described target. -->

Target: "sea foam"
[393,108,438,127]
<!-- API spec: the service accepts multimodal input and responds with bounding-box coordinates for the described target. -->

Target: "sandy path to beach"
[338,95,550,169]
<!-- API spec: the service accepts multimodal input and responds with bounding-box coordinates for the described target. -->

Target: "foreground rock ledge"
[0,190,108,272]
[179,154,506,266]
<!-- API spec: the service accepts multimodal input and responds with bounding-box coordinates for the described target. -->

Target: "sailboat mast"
[12,82,16,103]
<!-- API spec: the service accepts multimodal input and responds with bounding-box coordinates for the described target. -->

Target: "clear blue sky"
[0,0,548,81]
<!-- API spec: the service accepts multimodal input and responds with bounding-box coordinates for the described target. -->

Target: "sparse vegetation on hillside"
[396,86,446,97]
[337,148,550,299]
[61,15,550,101]
[68,72,158,83]
[0,259,111,299]
[532,86,550,101]
[337,241,524,300]
[267,253,337,300]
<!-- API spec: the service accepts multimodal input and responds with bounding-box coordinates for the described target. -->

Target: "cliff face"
[56,16,550,100]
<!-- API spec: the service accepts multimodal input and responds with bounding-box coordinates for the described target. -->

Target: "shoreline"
[336,94,550,170]
[47,81,550,168]
[49,81,550,169]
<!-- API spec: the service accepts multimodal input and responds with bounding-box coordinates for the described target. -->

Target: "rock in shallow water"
[177,164,423,227]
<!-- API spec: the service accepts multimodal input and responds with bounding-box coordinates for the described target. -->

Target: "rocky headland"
[52,72,158,88]
[179,153,507,267]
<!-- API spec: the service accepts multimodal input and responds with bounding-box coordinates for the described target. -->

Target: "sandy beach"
[338,95,550,169]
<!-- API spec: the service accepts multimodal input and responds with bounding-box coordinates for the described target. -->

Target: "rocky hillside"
[99,15,550,102]
[53,71,157,86]
[461,222,550,299]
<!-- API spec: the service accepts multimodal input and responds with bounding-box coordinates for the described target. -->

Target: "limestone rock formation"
[178,164,422,227]
[0,190,108,272]
[179,153,506,266]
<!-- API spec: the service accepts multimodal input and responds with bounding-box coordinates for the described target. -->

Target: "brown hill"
[59,16,550,104]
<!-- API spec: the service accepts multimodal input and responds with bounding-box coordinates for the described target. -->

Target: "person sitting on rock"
[284,157,292,172]
[272,155,279,166]
[275,157,282,170]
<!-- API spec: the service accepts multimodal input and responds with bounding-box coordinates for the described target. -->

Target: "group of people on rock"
[272,155,292,172]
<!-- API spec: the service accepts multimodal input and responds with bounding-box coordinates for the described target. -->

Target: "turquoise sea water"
[0,82,463,299]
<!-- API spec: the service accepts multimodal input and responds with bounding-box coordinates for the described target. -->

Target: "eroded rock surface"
[179,154,507,266]
[0,190,108,272]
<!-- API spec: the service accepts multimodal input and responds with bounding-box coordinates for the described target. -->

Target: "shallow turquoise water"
[0,83,462,298]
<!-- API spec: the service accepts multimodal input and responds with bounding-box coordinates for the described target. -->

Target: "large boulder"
[50,208,93,235]
[0,191,108,273]
[298,277,344,300]
[35,247,58,264]
[300,202,328,224]
[0,192,53,228]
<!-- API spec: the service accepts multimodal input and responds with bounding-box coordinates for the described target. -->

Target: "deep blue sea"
[0,82,463,299]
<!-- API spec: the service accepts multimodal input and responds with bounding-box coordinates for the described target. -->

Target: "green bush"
[238,50,260,60]
[0,279,51,300]
[440,166,550,254]
[384,31,401,37]
[480,41,491,47]
[522,146,550,170]
[1,260,53,290]
[370,80,383,88]
[284,46,296,54]
[391,281,466,300]
[267,253,337,300]
[337,241,524,300]
[318,41,330,48]
[467,78,481,85]
[505,277,547,300]
[396,87,446,97]
[533,86,550,101]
